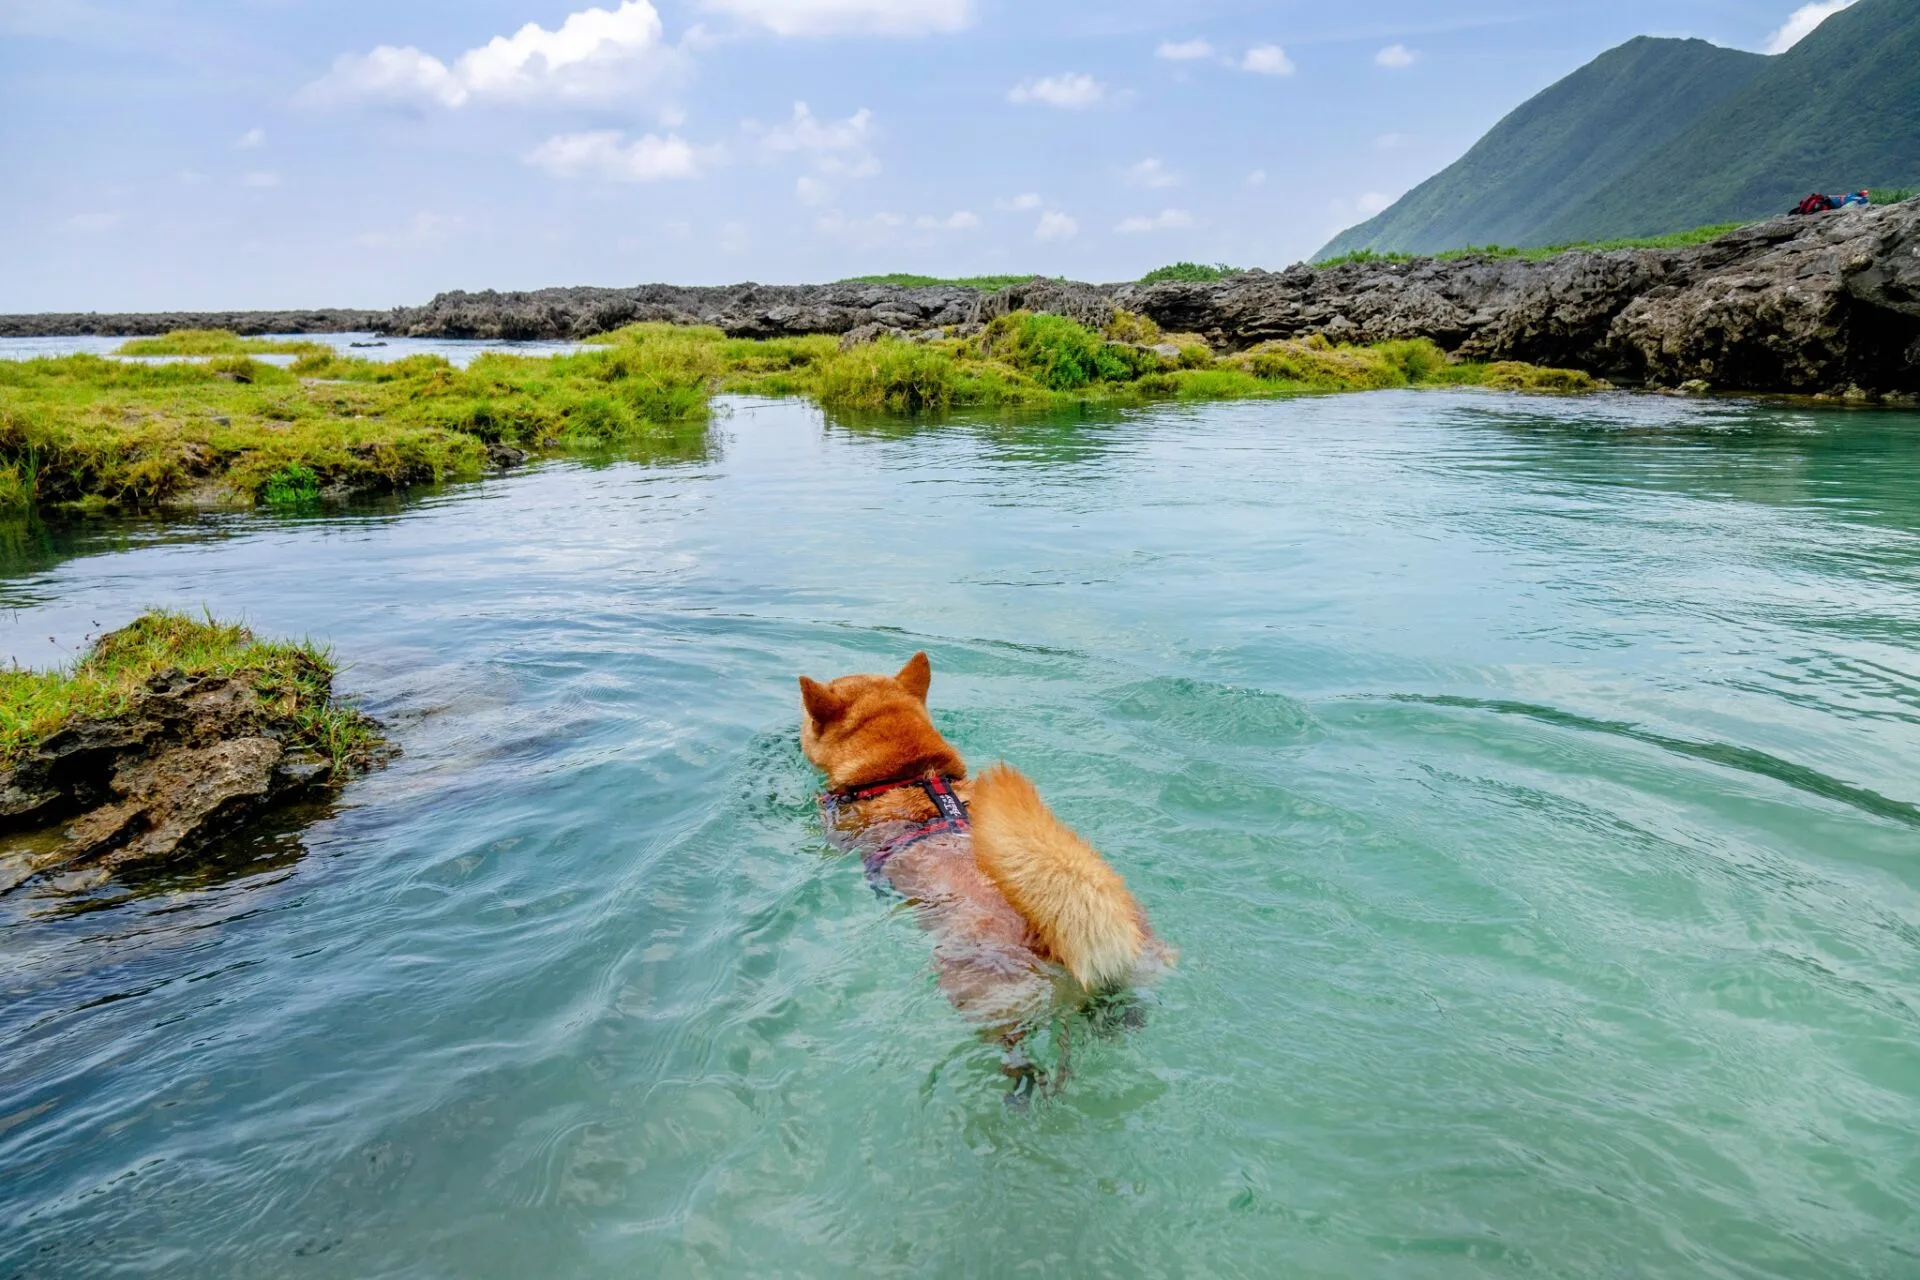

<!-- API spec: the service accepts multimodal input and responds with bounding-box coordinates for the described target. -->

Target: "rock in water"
[0,615,389,890]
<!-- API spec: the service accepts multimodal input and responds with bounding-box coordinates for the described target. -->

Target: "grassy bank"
[115,330,331,357]
[0,611,381,771]
[1317,222,1749,268]
[0,316,1596,514]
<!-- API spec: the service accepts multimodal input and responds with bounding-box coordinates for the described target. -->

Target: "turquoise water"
[2,391,1918,1277]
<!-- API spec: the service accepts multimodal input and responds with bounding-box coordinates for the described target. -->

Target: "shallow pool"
[2,391,1917,1277]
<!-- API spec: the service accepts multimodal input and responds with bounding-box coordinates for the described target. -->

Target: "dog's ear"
[897,652,932,702]
[799,676,847,726]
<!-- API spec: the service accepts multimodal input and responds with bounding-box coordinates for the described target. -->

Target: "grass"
[1316,222,1749,268]
[0,318,1598,515]
[1138,263,1247,285]
[839,274,1049,291]
[0,610,383,772]
[1870,188,1916,205]
[115,330,332,357]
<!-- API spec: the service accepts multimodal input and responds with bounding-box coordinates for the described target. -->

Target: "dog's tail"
[970,764,1146,991]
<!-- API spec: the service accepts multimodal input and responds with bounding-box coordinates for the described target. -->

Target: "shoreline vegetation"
[0,611,378,769]
[0,312,1598,516]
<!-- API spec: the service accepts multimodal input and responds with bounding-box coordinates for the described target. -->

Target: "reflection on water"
[1,390,1917,1278]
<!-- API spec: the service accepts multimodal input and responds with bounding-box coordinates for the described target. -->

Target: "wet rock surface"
[0,668,382,886]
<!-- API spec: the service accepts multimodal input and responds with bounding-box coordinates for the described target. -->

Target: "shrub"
[261,463,322,505]
[1104,310,1163,344]
[813,340,959,412]
[1139,262,1245,285]
[982,312,1121,391]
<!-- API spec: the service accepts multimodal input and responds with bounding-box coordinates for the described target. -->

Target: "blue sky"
[0,0,1857,310]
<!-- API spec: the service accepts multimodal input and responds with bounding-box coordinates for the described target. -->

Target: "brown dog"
[800,652,1169,1034]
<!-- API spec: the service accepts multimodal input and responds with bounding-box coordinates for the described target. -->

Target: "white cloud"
[996,193,1043,211]
[304,1,673,108]
[704,0,971,36]
[1035,210,1079,241]
[914,210,981,230]
[1156,38,1214,61]
[1116,209,1194,233]
[1125,158,1181,189]
[1008,73,1104,109]
[1375,44,1417,68]
[1241,44,1295,76]
[1246,169,1268,186]
[64,211,124,233]
[236,127,266,150]
[1356,192,1393,215]
[755,102,880,188]
[242,171,282,188]
[760,101,872,155]
[1764,0,1855,53]
[525,131,714,181]
[354,212,464,249]
[1375,131,1409,149]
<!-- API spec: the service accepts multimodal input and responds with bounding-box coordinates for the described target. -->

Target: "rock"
[1,665,378,887]
[0,309,388,338]
[1114,203,1920,395]
[838,323,892,350]
[1678,379,1713,395]
[73,738,285,867]
[486,442,528,468]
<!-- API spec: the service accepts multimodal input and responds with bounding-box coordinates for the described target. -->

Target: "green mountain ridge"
[1319,0,1920,259]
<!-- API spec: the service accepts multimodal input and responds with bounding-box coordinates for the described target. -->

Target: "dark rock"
[76,738,285,867]
[486,442,529,468]
[0,310,388,338]
[1,667,380,888]
[1111,202,1920,394]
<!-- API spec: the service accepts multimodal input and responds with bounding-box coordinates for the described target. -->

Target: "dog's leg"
[1001,1040,1043,1113]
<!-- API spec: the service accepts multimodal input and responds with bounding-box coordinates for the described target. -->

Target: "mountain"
[1319,0,1920,259]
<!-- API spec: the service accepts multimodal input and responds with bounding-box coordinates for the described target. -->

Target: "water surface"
[1,391,1917,1277]
[0,333,587,368]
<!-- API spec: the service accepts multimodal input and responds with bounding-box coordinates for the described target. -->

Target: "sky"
[0,0,1860,311]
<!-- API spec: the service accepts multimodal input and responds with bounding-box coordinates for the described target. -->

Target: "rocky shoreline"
[5,202,1917,396]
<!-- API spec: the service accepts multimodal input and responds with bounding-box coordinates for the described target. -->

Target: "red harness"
[822,772,971,879]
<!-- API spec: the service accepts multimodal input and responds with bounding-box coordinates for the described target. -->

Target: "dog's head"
[798,652,964,790]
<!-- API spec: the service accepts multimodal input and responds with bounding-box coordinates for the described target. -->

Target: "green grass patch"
[1138,262,1246,285]
[1870,188,1915,205]
[0,610,382,771]
[1317,222,1749,268]
[839,274,1050,291]
[115,329,332,357]
[0,321,1597,515]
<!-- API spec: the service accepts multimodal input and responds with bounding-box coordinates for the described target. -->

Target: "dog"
[800,652,1170,1046]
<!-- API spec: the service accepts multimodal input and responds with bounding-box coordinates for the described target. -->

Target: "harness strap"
[822,772,971,881]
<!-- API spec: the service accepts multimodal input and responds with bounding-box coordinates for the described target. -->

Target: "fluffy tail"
[970,764,1146,990]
